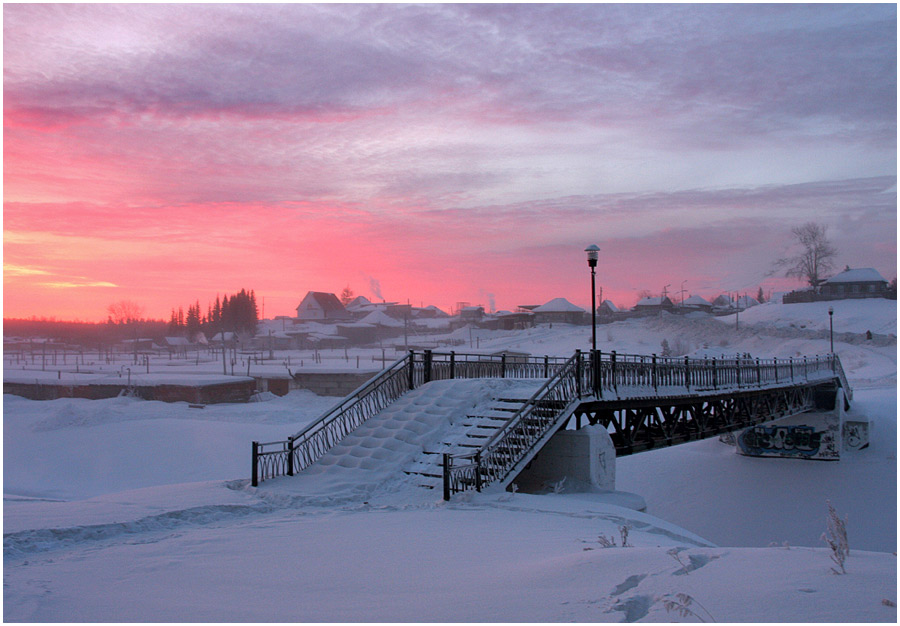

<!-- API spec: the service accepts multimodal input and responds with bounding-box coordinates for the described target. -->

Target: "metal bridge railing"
[443,351,847,499]
[252,350,570,485]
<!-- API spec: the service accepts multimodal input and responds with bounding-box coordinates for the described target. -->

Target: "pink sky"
[4,4,896,321]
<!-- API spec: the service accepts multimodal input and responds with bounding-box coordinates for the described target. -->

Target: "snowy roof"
[534,298,585,313]
[682,295,711,307]
[417,305,448,317]
[297,292,347,314]
[823,268,887,284]
[635,297,672,307]
[599,300,619,312]
[345,295,372,310]
[163,336,191,346]
[358,310,405,328]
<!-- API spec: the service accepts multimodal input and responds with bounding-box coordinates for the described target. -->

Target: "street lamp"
[828,306,834,354]
[585,245,600,353]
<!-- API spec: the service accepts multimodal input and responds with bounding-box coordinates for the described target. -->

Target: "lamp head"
[585,244,600,268]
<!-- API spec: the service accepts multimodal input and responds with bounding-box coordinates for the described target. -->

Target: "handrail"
[443,352,586,498]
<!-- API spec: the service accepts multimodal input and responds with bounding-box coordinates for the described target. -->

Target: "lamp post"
[585,245,600,353]
[828,306,834,354]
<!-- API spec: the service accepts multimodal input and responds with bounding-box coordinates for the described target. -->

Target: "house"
[344,295,373,312]
[459,306,485,322]
[820,267,889,299]
[597,300,621,320]
[295,291,352,322]
[632,296,675,316]
[532,298,586,325]
[491,310,535,330]
[736,295,759,310]
[681,295,712,312]
[163,336,193,356]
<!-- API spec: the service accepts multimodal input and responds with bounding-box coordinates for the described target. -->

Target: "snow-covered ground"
[4,299,897,621]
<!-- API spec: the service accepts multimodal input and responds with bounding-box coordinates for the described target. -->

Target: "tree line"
[167,289,259,338]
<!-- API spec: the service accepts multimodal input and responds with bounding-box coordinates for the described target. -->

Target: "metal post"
[442,453,451,501]
[652,353,658,392]
[424,349,433,383]
[501,353,506,378]
[591,265,597,353]
[475,451,482,492]
[408,351,415,390]
[251,441,259,487]
[684,356,690,390]
[756,358,761,386]
[774,357,778,384]
[449,351,455,379]
[611,351,618,394]
[543,355,549,378]
[594,350,602,398]
[287,436,294,476]
[575,349,582,397]
[712,357,717,389]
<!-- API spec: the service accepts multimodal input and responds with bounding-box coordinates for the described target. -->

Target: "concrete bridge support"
[515,425,617,493]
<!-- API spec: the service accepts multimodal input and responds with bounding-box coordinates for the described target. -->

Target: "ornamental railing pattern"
[252,350,571,485]
[443,351,847,499]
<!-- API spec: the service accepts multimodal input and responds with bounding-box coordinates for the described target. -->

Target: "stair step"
[403,469,442,479]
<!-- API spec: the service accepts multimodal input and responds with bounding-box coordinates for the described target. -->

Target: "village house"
[295,291,352,322]
[681,295,712,312]
[532,298,586,325]
[819,267,890,299]
[597,299,621,320]
[632,296,675,316]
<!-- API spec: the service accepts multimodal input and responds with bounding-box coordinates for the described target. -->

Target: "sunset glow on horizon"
[4,4,896,322]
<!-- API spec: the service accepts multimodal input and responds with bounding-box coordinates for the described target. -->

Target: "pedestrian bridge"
[252,349,852,500]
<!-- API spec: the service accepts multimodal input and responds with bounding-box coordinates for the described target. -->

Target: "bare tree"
[772,222,837,287]
[107,300,145,324]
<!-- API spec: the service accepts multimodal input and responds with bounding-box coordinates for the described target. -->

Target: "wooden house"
[820,267,889,299]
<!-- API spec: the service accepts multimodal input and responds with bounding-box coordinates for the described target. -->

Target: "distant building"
[459,306,485,322]
[736,295,759,310]
[820,267,889,299]
[597,300,621,320]
[682,295,712,312]
[632,296,675,316]
[295,291,352,322]
[533,298,586,325]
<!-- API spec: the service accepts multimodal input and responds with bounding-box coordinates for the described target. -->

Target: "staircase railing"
[830,353,854,402]
[443,351,590,499]
[252,350,570,485]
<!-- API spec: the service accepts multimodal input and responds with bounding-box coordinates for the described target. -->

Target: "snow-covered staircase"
[403,392,537,490]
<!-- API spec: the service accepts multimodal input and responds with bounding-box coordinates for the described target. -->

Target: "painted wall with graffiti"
[736,410,841,460]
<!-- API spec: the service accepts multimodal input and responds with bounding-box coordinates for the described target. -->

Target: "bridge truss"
[570,383,825,456]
